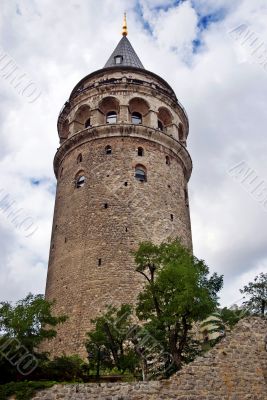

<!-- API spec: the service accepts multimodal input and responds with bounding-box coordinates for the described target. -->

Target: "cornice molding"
[54,124,192,181]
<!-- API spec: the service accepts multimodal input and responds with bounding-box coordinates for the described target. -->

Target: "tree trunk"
[169,316,189,370]
[261,299,266,316]
[103,322,120,369]
[169,331,182,370]
[96,347,100,379]
[169,321,182,370]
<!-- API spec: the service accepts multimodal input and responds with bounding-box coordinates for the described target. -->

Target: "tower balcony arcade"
[57,68,189,147]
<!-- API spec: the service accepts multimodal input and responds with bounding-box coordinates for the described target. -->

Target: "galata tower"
[45,15,192,358]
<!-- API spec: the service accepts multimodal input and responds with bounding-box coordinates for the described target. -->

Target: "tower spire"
[122,12,128,36]
[104,12,144,69]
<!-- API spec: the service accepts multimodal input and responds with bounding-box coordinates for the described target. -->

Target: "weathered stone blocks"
[44,66,192,358]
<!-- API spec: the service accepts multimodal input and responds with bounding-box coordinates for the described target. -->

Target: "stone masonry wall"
[45,65,193,359]
[45,131,192,358]
[32,317,267,400]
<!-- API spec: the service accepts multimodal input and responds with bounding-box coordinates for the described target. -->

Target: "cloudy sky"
[0,0,266,307]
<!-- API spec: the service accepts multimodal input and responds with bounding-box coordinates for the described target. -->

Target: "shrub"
[0,381,56,400]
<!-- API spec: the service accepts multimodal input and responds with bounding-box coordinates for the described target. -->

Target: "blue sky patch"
[152,0,184,13]
[30,178,56,195]
[134,1,153,35]
[193,9,227,54]
[16,4,22,16]
[192,38,202,54]
[30,178,40,186]
[197,9,226,31]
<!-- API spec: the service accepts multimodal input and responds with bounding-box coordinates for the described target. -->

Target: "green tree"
[0,293,67,353]
[240,272,267,316]
[134,239,223,375]
[85,304,139,376]
[219,306,249,329]
[201,306,249,343]
[0,293,67,383]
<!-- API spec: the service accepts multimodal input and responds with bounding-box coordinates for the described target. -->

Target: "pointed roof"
[104,36,144,69]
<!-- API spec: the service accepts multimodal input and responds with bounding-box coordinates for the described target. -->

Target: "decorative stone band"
[53,123,193,181]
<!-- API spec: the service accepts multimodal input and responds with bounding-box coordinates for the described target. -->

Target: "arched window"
[135,165,146,182]
[61,119,69,140]
[137,147,144,156]
[76,175,85,188]
[178,123,184,141]
[77,154,82,163]
[99,97,120,125]
[132,112,142,125]
[105,145,112,155]
[157,107,172,131]
[85,118,91,128]
[73,105,91,133]
[166,156,170,165]
[158,120,164,131]
[106,111,117,124]
[129,98,150,125]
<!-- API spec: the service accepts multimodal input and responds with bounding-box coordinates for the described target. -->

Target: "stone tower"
[45,17,192,358]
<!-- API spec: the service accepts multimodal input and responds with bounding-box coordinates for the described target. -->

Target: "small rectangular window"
[115,55,123,64]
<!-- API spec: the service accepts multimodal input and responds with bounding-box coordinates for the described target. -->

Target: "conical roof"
[104,36,144,69]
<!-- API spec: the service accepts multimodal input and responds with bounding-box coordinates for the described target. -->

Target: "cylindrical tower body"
[45,37,192,358]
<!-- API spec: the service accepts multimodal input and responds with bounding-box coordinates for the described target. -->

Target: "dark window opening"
[64,237,67,243]
[98,258,102,266]
[166,156,170,165]
[105,145,112,155]
[170,214,174,221]
[168,184,171,189]
[184,188,189,206]
[106,111,117,124]
[137,147,144,156]
[85,118,91,128]
[76,175,85,188]
[115,55,123,64]
[124,182,128,186]
[158,120,164,131]
[104,203,108,209]
[125,227,128,232]
[131,112,142,125]
[135,166,146,182]
[178,124,184,141]
[77,153,82,163]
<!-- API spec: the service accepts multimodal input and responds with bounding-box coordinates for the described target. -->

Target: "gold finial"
[122,12,128,36]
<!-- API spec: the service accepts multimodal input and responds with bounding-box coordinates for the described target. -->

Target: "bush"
[36,355,88,382]
[0,381,56,400]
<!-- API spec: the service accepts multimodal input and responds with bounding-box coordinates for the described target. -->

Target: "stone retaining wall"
[32,317,267,400]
